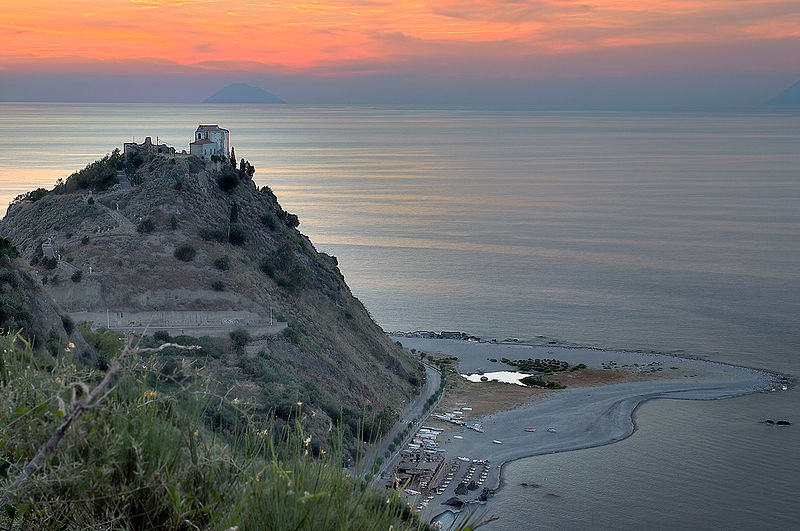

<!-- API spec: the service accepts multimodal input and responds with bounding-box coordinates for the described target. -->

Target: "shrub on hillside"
[230,328,251,349]
[173,244,196,262]
[260,211,279,230]
[282,321,302,344]
[213,255,230,271]
[228,223,247,246]
[136,218,155,234]
[58,150,123,192]
[260,244,307,292]
[217,168,239,194]
[282,212,300,228]
[125,152,144,179]
[260,185,277,202]
[200,228,227,243]
[153,330,171,343]
[187,155,204,173]
[71,270,82,283]
[0,238,19,263]
[0,293,34,336]
[12,188,49,205]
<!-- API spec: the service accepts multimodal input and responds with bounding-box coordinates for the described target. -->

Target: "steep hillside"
[1,152,422,450]
[0,236,94,362]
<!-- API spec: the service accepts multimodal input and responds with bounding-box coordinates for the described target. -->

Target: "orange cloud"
[2,0,798,76]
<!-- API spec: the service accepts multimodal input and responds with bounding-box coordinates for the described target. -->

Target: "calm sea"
[2,104,799,528]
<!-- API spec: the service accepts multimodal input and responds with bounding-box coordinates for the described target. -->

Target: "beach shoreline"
[389,336,786,526]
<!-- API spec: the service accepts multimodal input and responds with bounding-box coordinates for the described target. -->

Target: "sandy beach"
[390,337,782,525]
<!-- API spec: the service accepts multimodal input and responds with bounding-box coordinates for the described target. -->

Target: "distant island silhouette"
[765,80,800,106]
[203,83,285,104]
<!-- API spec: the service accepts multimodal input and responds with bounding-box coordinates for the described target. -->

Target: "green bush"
[282,211,300,228]
[217,168,239,193]
[519,375,566,389]
[137,217,155,234]
[11,188,48,205]
[153,330,171,343]
[228,223,247,246]
[77,323,124,361]
[282,321,302,344]
[173,244,196,262]
[260,258,276,279]
[0,293,34,337]
[211,280,225,291]
[260,185,277,202]
[261,245,307,292]
[58,150,123,192]
[200,227,227,243]
[70,270,82,283]
[230,328,251,349]
[214,255,230,271]
[261,211,279,230]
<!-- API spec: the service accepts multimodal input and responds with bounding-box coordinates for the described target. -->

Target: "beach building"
[190,124,229,159]
[392,451,445,492]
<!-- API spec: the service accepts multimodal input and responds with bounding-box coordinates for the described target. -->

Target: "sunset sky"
[2,0,798,104]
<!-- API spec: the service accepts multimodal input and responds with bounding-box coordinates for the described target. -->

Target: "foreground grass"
[0,334,430,530]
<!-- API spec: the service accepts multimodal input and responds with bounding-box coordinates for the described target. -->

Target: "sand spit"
[392,337,782,525]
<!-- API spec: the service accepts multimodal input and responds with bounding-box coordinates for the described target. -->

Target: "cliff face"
[1,153,421,445]
[0,237,93,362]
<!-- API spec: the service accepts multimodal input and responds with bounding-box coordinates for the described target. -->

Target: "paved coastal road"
[361,362,442,479]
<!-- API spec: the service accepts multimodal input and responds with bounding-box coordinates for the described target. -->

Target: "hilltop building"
[190,124,230,159]
[123,137,176,158]
[122,125,230,162]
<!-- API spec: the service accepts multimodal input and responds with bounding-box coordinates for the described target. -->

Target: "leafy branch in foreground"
[0,336,200,509]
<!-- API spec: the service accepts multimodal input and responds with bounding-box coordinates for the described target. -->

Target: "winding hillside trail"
[93,195,136,233]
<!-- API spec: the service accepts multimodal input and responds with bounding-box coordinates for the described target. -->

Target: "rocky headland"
[1,147,423,450]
